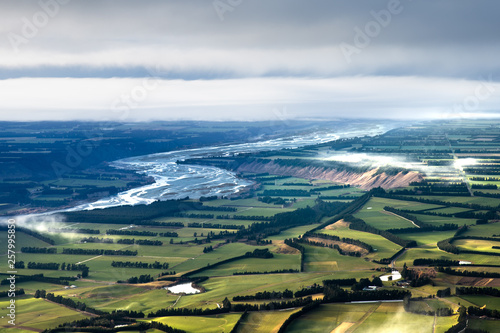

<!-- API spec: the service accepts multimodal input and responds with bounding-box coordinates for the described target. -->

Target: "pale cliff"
[237,160,422,189]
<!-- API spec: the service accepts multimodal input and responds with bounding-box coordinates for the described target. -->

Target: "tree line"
[0,226,55,247]
[260,189,311,197]
[304,231,374,252]
[181,248,274,277]
[344,214,417,248]
[438,266,500,278]
[233,269,299,275]
[297,237,362,257]
[375,191,498,212]
[81,237,114,243]
[456,287,500,297]
[413,258,460,266]
[159,231,179,237]
[35,289,106,315]
[217,214,272,221]
[1,273,76,286]
[383,206,458,233]
[118,274,154,284]
[233,289,294,301]
[387,205,497,222]
[21,247,56,254]
[258,196,287,205]
[401,263,432,287]
[237,200,348,244]
[111,261,169,269]
[116,239,163,246]
[62,199,205,224]
[14,261,90,276]
[284,239,305,272]
[438,235,500,257]
[404,296,453,317]
[0,289,24,298]
[106,229,158,236]
[48,228,100,234]
[322,286,410,303]
[62,248,138,256]
[187,222,244,230]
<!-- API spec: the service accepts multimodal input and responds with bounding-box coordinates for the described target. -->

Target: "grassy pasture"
[175,271,374,310]
[64,286,179,314]
[427,206,473,215]
[190,253,300,277]
[352,302,436,333]
[233,207,294,217]
[405,299,451,313]
[434,316,462,333]
[169,242,269,273]
[74,255,187,282]
[0,280,85,294]
[7,120,500,333]
[459,295,500,309]
[409,195,500,208]
[285,303,373,333]
[353,198,418,230]
[453,239,500,253]
[460,222,500,237]
[153,216,258,227]
[320,225,402,260]
[410,214,477,227]
[396,230,457,247]
[468,318,500,332]
[0,297,88,330]
[150,313,241,333]
[0,231,52,255]
[302,244,378,272]
[236,309,300,333]
[290,198,318,209]
[266,224,322,241]
[201,197,275,208]
[399,246,500,268]
[285,302,455,333]
[364,197,445,211]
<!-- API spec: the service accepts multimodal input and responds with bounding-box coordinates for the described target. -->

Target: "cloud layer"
[0,0,499,120]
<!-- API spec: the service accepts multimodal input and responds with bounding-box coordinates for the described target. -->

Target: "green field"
[285,303,372,332]
[190,253,300,277]
[320,224,402,260]
[453,238,500,253]
[148,313,241,332]
[286,302,457,333]
[353,302,434,333]
[353,197,418,230]
[468,318,500,332]
[0,297,88,330]
[3,120,500,332]
[236,309,300,333]
[459,295,500,309]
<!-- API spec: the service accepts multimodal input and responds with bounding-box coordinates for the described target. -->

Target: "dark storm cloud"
[2,0,499,78]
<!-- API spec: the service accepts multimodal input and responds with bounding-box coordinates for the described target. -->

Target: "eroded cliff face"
[237,161,422,189]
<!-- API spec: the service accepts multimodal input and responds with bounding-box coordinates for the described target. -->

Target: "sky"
[0,0,499,121]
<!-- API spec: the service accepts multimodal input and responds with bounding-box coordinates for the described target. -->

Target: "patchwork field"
[150,313,242,333]
[2,120,500,332]
[235,309,300,333]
